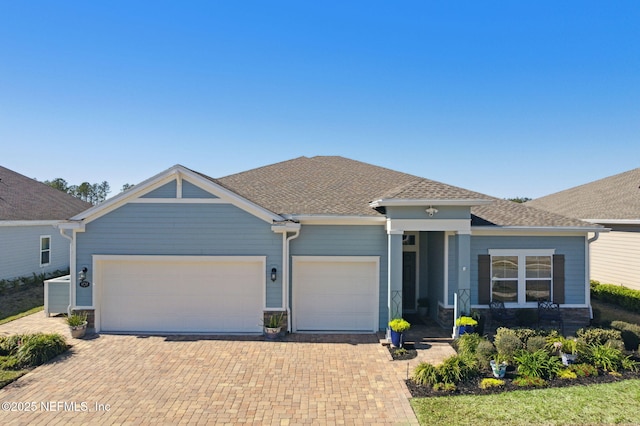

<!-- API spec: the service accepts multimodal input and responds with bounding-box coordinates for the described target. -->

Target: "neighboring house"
[0,166,92,281]
[56,156,600,334]
[528,168,640,290]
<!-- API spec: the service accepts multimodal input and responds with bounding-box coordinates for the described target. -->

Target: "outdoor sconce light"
[271,268,277,282]
[78,267,88,282]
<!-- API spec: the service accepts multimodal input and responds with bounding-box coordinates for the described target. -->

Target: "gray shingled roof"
[0,166,92,221]
[528,168,640,221]
[213,156,593,228]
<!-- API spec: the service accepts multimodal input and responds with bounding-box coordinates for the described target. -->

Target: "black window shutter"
[553,254,565,304]
[478,254,491,304]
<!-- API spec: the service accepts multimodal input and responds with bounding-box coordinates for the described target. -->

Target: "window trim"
[40,235,51,267]
[488,249,555,306]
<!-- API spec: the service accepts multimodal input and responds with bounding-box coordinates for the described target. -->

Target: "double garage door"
[96,256,265,333]
[95,255,379,334]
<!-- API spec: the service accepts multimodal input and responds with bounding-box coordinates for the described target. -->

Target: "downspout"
[58,228,75,316]
[586,232,600,319]
[284,229,301,333]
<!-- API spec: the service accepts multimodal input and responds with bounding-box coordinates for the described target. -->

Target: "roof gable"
[528,168,640,221]
[0,166,92,221]
[70,165,284,225]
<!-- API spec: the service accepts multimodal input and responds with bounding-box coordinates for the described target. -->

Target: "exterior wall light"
[78,267,88,281]
[271,267,277,282]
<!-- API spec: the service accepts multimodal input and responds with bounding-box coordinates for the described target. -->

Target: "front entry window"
[489,250,554,305]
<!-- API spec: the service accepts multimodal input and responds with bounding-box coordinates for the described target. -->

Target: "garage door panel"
[293,257,378,332]
[98,257,264,333]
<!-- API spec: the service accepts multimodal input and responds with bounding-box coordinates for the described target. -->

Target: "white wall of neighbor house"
[590,230,640,290]
[0,224,70,280]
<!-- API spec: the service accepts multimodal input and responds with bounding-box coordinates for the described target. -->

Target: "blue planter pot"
[458,325,475,336]
[390,329,404,347]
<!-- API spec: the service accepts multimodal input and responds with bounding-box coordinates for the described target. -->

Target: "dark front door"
[403,252,417,311]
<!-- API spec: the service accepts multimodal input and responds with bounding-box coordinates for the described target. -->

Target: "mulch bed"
[388,343,418,360]
[406,367,640,397]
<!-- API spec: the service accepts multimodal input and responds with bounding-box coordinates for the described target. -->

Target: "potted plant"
[67,311,88,339]
[490,358,508,378]
[455,316,478,336]
[388,318,411,348]
[417,297,429,317]
[263,312,285,340]
[557,337,579,365]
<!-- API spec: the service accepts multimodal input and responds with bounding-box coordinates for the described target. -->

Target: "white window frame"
[40,235,51,267]
[488,249,555,306]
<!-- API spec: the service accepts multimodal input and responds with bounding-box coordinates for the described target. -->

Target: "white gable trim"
[70,165,284,225]
[0,220,60,227]
[370,199,493,208]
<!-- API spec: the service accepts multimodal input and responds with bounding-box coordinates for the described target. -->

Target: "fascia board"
[370,198,493,208]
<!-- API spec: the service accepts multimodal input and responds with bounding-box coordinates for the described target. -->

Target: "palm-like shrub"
[15,333,68,367]
[513,349,562,379]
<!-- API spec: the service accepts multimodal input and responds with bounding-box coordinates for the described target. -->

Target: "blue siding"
[0,225,70,280]
[141,181,177,198]
[182,181,218,199]
[75,203,282,307]
[470,235,587,305]
[290,225,388,329]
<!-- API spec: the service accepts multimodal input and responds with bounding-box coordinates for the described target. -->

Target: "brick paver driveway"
[0,313,418,425]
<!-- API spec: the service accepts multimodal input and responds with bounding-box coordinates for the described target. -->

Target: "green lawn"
[0,369,28,388]
[411,379,640,425]
[0,285,44,324]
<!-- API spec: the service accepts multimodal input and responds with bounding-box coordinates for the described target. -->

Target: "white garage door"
[96,256,265,333]
[292,256,379,332]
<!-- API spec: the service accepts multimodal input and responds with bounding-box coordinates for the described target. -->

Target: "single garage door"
[292,256,379,332]
[96,255,265,333]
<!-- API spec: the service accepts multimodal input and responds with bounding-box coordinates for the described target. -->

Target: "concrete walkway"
[0,312,431,425]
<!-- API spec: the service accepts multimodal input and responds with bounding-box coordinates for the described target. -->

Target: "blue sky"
[1,1,638,199]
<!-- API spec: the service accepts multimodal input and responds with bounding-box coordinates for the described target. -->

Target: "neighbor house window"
[40,236,51,266]
[489,249,554,305]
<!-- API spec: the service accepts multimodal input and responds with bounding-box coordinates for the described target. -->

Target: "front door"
[403,251,417,311]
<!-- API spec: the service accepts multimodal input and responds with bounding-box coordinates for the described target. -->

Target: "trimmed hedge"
[591,281,640,314]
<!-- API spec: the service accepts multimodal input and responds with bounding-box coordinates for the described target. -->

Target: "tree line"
[44,178,133,205]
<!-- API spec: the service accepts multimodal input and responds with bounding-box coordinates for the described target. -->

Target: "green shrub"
[494,333,524,360]
[433,382,456,392]
[611,321,640,351]
[438,354,479,384]
[526,336,548,353]
[388,318,411,333]
[605,339,626,353]
[475,340,497,369]
[591,282,640,314]
[456,333,483,357]
[585,343,624,372]
[621,355,640,372]
[413,362,439,386]
[576,327,622,346]
[557,369,578,380]
[480,378,505,389]
[0,355,22,370]
[569,363,598,377]
[513,349,562,379]
[513,376,547,387]
[15,333,68,367]
[0,334,25,354]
